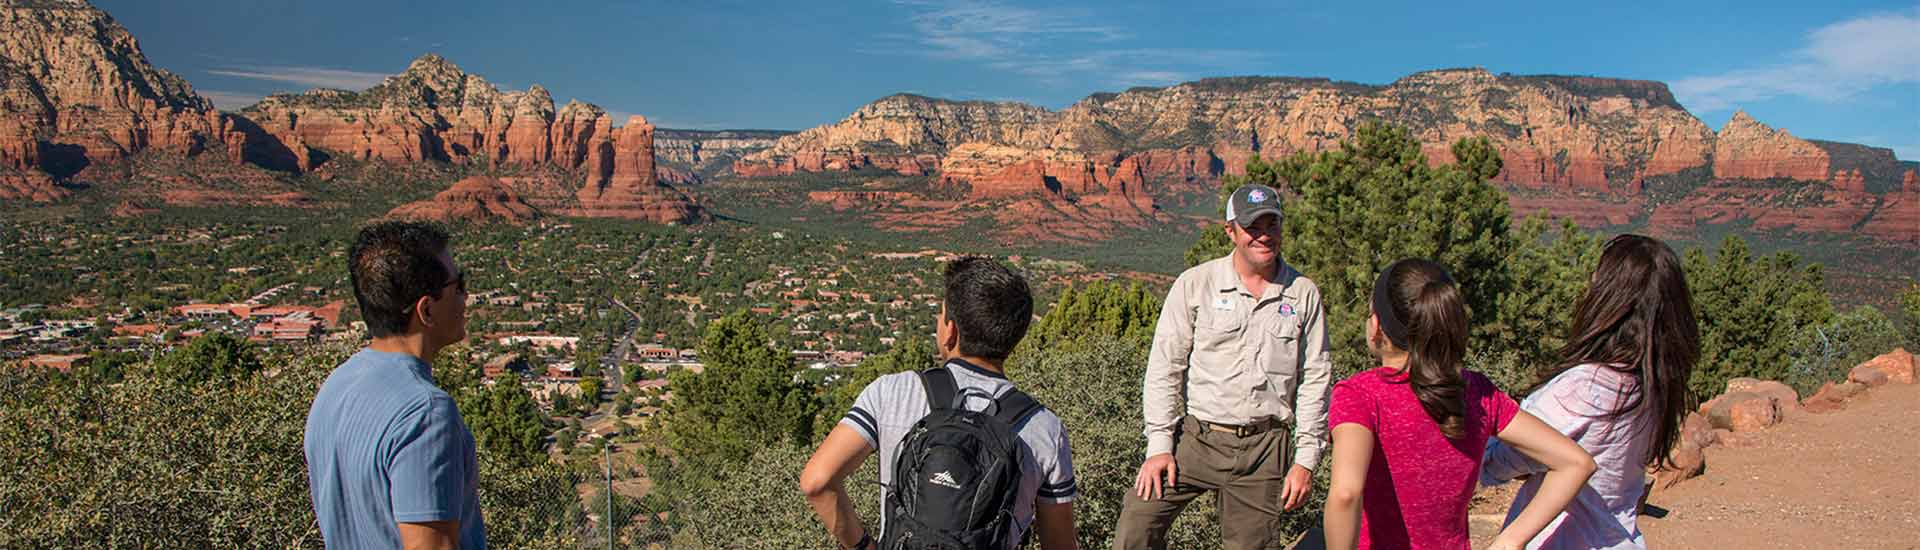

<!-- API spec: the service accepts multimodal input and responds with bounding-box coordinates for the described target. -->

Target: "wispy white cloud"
[199,90,264,110]
[901,0,1127,59]
[1673,7,1920,113]
[877,0,1267,90]
[205,65,391,91]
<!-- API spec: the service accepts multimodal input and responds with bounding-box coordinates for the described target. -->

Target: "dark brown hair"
[349,221,451,338]
[942,256,1033,360]
[1538,234,1699,468]
[1375,259,1471,439]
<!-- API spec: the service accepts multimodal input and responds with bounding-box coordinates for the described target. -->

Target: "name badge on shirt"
[1212,297,1234,311]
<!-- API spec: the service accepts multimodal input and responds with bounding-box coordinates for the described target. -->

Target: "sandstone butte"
[736,72,1919,243]
[387,175,540,224]
[0,0,223,202]
[235,55,701,225]
[0,0,701,225]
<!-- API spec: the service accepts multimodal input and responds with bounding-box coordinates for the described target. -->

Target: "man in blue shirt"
[306,221,484,549]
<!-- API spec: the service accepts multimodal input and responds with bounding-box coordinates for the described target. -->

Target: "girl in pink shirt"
[1324,259,1596,550]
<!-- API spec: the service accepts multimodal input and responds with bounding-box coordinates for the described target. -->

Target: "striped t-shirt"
[840,359,1077,546]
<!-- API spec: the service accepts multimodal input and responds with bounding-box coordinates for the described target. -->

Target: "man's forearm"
[1290,301,1334,469]
[1141,365,1182,457]
[805,482,866,547]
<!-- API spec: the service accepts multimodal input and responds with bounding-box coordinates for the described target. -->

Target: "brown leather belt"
[1197,417,1285,438]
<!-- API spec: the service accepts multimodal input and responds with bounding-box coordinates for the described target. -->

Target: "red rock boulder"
[1653,442,1706,490]
[1707,392,1779,432]
[1854,349,1915,384]
[1680,411,1717,449]
[1849,365,1891,387]
[1725,378,1802,416]
[1803,381,1847,414]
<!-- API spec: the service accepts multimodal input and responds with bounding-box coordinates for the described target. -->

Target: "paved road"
[604,296,643,393]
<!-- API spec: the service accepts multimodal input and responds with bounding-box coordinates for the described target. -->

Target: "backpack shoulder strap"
[919,367,959,412]
[991,388,1044,431]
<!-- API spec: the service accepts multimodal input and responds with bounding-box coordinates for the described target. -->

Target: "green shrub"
[1782,305,1906,396]
[1012,339,1237,549]
[661,443,876,549]
[0,343,583,548]
[1902,284,1920,349]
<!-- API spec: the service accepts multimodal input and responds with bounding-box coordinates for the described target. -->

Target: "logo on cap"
[1249,189,1269,203]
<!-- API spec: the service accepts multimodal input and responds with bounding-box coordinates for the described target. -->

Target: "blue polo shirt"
[305,349,486,549]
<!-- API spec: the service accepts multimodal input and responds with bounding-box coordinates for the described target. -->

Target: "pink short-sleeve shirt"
[1328,366,1520,550]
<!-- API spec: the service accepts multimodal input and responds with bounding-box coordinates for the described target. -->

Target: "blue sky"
[97,0,1918,158]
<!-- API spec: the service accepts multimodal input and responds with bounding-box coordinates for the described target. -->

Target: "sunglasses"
[403,271,466,314]
[443,272,467,295]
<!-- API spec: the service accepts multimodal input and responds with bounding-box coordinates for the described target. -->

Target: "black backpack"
[881,366,1044,550]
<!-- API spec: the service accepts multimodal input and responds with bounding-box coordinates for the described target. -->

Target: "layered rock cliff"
[736,68,1915,242]
[738,70,1729,192]
[0,1,700,224]
[1712,111,1829,182]
[0,0,237,200]
[237,55,700,224]
[655,129,789,167]
[736,94,1056,177]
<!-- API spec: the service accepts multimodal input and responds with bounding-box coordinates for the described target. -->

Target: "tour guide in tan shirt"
[1115,183,1334,550]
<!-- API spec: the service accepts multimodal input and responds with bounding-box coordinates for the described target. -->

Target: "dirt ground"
[1464,382,1920,549]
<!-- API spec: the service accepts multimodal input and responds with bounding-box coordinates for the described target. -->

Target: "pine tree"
[664,310,819,466]
[457,374,549,467]
[1187,123,1515,379]
[1686,236,1833,400]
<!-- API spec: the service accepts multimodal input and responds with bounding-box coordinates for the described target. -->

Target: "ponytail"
[1375,259,1471,439]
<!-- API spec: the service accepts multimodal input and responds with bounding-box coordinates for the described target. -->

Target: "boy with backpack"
[801,256,1080,550]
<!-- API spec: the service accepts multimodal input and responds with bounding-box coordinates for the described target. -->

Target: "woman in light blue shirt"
[1482,234,1700,549]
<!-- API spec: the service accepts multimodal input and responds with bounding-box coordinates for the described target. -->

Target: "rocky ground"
[1631,380,1919,549]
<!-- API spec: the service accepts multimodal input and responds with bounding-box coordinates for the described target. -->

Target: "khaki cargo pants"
[1113,416,1291,550]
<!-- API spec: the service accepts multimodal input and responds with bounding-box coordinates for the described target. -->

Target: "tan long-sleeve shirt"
[1142,254,1333,470]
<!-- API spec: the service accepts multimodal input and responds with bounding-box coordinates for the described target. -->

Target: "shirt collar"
[945,358,1007,380]
[355,348,436,384]
[1212,252,1295,300]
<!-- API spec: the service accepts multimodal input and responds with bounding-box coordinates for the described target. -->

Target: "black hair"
[348,221,452,338]
[942,256,1033,361]
[1538,234,1699,469]
[1375,258,1470,439]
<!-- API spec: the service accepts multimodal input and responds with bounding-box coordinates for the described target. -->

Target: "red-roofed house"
[636,347,676,361]
[22,354,89,372]
[313,301,344,328]
[484,353,527,379]
[249,305,308,319]
[113,324,163,339]
[175,304,245,318]
[252,320,320,342]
